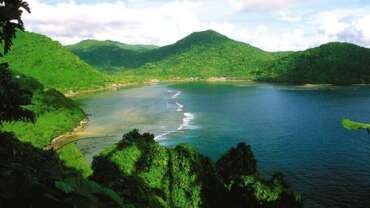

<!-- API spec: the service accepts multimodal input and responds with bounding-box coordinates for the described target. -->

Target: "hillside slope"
[264,42,370,84]
[69,30,276,78]
[67,40,158,71]
[3,31,109,92]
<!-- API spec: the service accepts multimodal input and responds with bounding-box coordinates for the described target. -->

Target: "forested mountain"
[2,31,109,92]
[69,31,370,84]
[68,30,277,78]
[68,39,158,52]
[263,42,370,84]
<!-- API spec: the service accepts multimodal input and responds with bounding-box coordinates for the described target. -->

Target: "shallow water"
[75,82,370,208]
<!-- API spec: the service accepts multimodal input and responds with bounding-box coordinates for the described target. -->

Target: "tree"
[0,0,31,56]
[0,63,34,122]
[0,0,33,122]
[215,142,257,184]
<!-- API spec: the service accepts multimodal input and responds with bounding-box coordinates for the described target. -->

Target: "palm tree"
[0,0,31,56]
[0,0,33,122]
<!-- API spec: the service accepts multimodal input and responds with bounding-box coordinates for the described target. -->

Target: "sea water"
[75,82,370,208]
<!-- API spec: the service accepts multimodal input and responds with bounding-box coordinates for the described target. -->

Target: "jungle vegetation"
[2,31,110,92]
[68,31,370,85]
[91,130,302,208]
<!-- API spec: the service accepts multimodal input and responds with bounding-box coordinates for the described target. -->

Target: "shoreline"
[44,118,89,151]
[63,77,257,98]
[54,78,360,151]
[64,77,357,98]
[64,82,140,97]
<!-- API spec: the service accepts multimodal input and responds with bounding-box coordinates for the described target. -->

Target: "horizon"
[23,0,370,52]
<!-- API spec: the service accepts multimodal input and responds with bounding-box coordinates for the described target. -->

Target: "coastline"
[64,82,139,97]
[63,77,256,98]
[64,75,356,99]
[54,77,352,151]
[44,118,89,151]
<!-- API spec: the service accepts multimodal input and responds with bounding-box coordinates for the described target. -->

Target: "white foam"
[172,91,181,99]
[176,102,184,112]
[155,91,197,141]
[154,131,172,141]
[178,112,195,130]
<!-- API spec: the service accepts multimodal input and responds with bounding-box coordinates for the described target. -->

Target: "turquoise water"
[75,82,370,208]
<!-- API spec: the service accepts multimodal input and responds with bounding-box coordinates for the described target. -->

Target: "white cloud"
[24,0,206,45]
[277,11,303,23]
[227,0,305,11]
[356,15,370,43]
[22,0,370,51]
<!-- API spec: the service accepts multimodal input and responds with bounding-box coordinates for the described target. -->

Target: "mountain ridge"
[68,30,276,78]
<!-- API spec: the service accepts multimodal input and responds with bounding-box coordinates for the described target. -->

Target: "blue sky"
[23,0,370,51]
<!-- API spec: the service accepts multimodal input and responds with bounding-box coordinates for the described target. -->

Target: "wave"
[154,131,176,141]
[178,112,195,130]
[172,91,181,99]
[176,102,184,112]
[155,112,196,141]
[155,90,196,141]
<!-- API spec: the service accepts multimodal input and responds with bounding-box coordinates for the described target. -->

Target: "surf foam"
[172,91,181,99]
[176,102,184,112]
[178,112,195,130]
[155,90,196,141]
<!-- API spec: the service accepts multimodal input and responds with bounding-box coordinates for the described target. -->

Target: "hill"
[69,30,277,78]
[67,39,158,52]
[69,31,370,84]
[91,130,302,207]
[2,31,110,92]
[264,42,370,84]
[67,40,159,71]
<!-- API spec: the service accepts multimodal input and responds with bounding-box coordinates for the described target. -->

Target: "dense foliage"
[263,42,370,84]
[0,63,33,122]
[1,75,92,175]
[0,0,30,56]
[67,40,158,72]
[69,30,276,79]
[0,132,123,207]
[215,143,257,184]
[68,39,158,52]
[2,31,110,92]
[68,31,370,85]
[91,130,301,208]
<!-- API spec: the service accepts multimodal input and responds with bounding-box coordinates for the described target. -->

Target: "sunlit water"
[75,82,370,208]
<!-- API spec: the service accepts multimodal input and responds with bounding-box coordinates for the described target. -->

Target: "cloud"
[227,0,305,11]
[22,0,370,51]
[24,0,206,45]
[314,10,370,47]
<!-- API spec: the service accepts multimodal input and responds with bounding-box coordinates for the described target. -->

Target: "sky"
[23,0,370,51]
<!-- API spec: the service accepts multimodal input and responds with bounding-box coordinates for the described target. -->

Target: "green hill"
[67,40,147,71]
[2,31,110,92]
[67,40,159,72]
[67,39,158,52]
[264,42,370,84]
[69,31,370,84]
[69,30,277,78]
[91,130,301,207]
